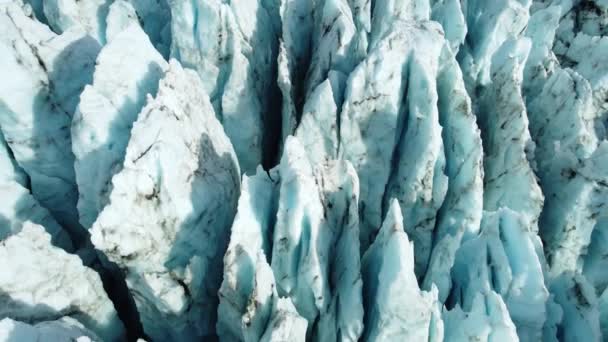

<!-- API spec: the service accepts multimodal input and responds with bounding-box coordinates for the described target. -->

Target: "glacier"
[90,59,240,340]
[0,317,101,341]
[0,0,607,341]
[72,18,167,229]
[0,222,125,341]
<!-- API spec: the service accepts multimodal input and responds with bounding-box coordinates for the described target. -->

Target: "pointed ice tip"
[384,199,404,232]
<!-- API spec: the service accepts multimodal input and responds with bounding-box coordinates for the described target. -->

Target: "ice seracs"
[361,200,444,341]
[0,317,100,342]
[295,76,343,164]
[276,0,315,143]
[0,222,125,341]
[105,1,139,43]
[217,166,280,342]
[339,20,448,277]
[42,0,109,43]
[271,137,363,341]
[522,5,561,101]
[379,30,448,278]
[528,68,602,275]
[429,0,467,53]
[218,136,364,341]
[41,0,171,56]
[217,165,309,342]
[72,21,167,228]
[303,0,363,101]
[549,272,602,341]
[0,129,73,250]
[449,209,549,341]
[0,181,73,251]
[422,43,484,303]
[260,298,308,342]
[0,131,27,187]
[90,60,240,340]
[457,0,532,91]
[169,0,281,174]
[0,0,607,340]
[551,1,608,135]
[477,38,544,226]
[443,291,519,341]
[0,1,100,244]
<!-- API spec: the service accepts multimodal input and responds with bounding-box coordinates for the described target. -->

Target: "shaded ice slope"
[0,317,100,342]
[91,60,240,340]
[0,1,99,243]
[0,0,608,341]
[218,136,363,341]
[361,200,443,341]
[450,209,549,341]
[40,0,171,56]
[0,222,125,341]
[169,0,281,174]
[72,21,167,228]
[338,21,449,274]
[0,128,73,250]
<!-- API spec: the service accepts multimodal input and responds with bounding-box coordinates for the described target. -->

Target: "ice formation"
[0,0,607,341]
[90,60,240,340]
[72,19,167,228]
[361,200,444,341]
[0,222,125,341]
[0,1,100,244]
[218,137,363,341]
[0,317,100,341]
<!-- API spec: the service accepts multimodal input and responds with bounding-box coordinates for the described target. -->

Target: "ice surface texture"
[0,0,608,341]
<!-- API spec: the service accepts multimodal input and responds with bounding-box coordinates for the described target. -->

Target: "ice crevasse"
[0,0,607,341]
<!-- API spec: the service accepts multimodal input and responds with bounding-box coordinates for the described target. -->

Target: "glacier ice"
[550,272,602,341]
[0,181,73,251]
[42,0,111,43]
[169,0,281,174]
[216,167,309,341]
[0,222,125,341]
[421,42,484,302]
[217,167,280,341]
[219,136,363,341]
[72,21,167,228]
[0,1,100,243]
[0,128,73,250]
[272,137,363,341]
[259,298,308,342]
[1,0,608,340]
[528,67,601,275]
[429,0,466,53]
[449,209,549,340]
[0,317,100,341]
[361,200,444,341]
[90,60,240,340]
[0,130,27,187]
[40,0,171,56]
[276,0,314,144]
[476,38,544,225]
[443,291,519,341]
[458,0,532,90]
[339,20,449,269]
